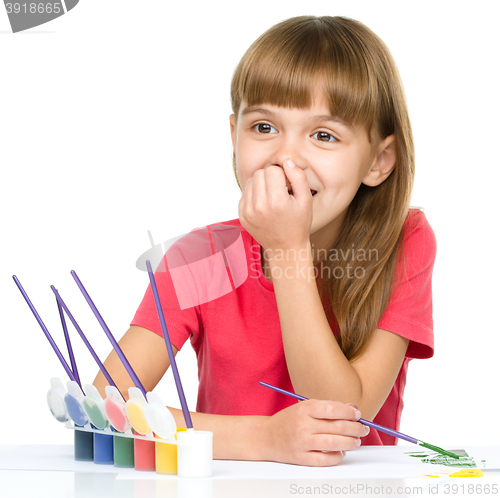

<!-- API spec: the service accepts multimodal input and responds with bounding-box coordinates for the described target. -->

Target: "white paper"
[466,447,500,471]
[1,444,484,480]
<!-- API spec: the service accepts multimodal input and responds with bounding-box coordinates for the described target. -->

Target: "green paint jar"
[113,430,134,468]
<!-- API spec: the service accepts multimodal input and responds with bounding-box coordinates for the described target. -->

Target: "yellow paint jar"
[155,428,187,475]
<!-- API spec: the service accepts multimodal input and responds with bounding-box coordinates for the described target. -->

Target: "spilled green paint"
[406,449,477,468]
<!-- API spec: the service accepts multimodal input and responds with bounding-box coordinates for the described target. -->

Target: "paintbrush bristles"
[418,441,461,459]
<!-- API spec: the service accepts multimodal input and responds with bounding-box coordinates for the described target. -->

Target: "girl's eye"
[253,123,278,134]
[312,131,337,142]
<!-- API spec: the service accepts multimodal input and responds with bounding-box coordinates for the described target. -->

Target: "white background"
[1,0,498,450]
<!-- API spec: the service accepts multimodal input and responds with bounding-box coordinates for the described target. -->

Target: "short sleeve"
[377,210,437,359]
[130,253,202,352]
[131,222,244,351]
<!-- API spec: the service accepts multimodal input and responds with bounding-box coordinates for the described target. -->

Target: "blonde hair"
[230,16,415,360]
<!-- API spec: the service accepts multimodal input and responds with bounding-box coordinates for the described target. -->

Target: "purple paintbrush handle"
[56,294,80,387]
[358,418,417,444]
[71,270,147,397]
[259,381,306,400]
[13,275,79,387]
[50,285,121,396]
[146,260,193,430]
[259,382,419,444]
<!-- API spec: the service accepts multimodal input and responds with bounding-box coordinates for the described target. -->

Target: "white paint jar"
[177,430,213,478]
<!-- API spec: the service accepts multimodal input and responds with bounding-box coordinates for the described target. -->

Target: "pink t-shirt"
[131,209,436,445]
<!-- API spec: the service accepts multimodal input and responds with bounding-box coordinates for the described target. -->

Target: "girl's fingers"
[308,418,368,439]
[309,433,362,452]
[251,168,266,210]
[265,400,369,467]
[284,159,311,203]
[238,177,253,220]
[264,165,289,202]
[298,450,345,468]
[302,399,361,422]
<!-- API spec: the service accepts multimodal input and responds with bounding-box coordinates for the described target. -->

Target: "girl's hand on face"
[261,399,368,466]
[238,159,313,252]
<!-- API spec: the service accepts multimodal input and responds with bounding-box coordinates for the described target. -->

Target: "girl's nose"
[271,154,301,170]
[270,138,305,172]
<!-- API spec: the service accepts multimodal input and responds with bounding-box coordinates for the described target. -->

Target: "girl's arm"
[268,249,409,422]
[93,325,367,466]
[238,163,409,422]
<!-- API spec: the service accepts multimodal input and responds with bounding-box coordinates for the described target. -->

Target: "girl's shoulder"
[399,208,437,276]
[202,218,245,233]
[403,208,436,248]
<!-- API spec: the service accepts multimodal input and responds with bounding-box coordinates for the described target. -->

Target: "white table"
[1,445,499,498]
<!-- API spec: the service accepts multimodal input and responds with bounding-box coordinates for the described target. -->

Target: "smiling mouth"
[288,189,317,196]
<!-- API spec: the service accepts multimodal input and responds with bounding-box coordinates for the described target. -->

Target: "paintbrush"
[13,275,81,389]
[50,285,120,394]
[146,259,194,431]
[259,381,461,460]
[71,270,147,397]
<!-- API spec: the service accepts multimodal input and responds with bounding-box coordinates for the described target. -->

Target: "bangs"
[231,16,391,137]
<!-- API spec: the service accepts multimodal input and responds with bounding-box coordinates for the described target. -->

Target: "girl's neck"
[260,244,326,282]
[260,245,272,281]
[256,205,347,281]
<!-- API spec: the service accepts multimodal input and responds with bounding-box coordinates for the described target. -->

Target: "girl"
[94,15,435,467]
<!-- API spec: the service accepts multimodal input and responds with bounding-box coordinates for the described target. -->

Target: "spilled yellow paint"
[424,469,485,479]
[449,468,484,478]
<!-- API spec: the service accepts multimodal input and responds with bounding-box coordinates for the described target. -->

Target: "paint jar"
[112,431,135,468]
[177,430,213,478]
[74,428,94,462]
[64,381,93,462]
[93,431,114,465]
[83,384,113,465]
[65,381,89,427]
[155,428,186,475]
[103,387,134,468]
[126,387,156,471]
[134,438,156,471]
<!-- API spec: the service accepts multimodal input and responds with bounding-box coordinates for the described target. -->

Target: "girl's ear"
[362,134,397,187]
[229,114,236,149]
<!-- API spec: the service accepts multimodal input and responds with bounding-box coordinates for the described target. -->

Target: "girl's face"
[230,90,396,249]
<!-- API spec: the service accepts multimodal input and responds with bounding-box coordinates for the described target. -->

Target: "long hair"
[230,16,415,360]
